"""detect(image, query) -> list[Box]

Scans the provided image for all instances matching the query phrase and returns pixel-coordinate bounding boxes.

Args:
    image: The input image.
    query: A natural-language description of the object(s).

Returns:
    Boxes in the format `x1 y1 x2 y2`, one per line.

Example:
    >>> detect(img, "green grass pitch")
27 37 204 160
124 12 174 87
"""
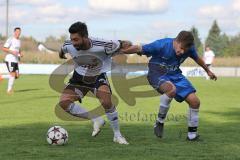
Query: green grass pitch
0 75 240 160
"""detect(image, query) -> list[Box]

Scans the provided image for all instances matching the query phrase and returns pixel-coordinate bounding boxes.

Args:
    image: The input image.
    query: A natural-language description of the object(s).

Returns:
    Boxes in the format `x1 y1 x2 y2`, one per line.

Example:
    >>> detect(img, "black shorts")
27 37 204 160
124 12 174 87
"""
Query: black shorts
5 61 19 72
67 71 111 93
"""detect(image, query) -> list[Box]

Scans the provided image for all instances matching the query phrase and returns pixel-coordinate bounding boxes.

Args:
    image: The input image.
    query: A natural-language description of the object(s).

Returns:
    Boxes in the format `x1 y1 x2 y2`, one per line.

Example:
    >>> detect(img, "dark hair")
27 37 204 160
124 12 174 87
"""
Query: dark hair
175 31 194 49
68 21 88 37
205 45 210 49
14 27 21 31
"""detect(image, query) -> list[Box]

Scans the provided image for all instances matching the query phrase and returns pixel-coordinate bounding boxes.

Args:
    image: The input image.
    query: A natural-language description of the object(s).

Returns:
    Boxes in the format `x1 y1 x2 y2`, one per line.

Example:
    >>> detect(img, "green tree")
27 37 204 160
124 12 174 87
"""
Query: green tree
223 34 240 56
205 20 222 56
190 26 202 48
21 36 38 51
219 33 229 55
44 36 62 50
0 33 6 41
0 33 3 40
58 34 68 43
45 36 57 43
190 26 203 54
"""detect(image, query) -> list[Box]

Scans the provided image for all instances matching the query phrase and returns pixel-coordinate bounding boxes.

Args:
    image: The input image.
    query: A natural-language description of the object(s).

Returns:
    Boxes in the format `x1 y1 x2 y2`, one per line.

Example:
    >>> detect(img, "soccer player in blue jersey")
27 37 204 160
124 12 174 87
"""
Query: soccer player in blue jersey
122 31 217 141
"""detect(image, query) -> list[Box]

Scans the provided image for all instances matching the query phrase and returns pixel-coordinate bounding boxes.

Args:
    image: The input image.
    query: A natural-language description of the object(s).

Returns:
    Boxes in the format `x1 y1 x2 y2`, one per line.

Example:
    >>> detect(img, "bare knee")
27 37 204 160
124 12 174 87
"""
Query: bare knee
186 95 200 109
159 82 176 98
59 100 72 111
96 85 113 110
190 99 200 109
100 99 113 110
166 87 176 98
59 88 81 111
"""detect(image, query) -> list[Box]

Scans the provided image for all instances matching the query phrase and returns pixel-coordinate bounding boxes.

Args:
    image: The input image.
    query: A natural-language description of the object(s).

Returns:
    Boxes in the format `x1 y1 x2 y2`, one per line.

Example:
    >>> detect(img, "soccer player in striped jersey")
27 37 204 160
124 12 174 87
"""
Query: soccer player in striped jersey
0 27 23 94
58 21 131 144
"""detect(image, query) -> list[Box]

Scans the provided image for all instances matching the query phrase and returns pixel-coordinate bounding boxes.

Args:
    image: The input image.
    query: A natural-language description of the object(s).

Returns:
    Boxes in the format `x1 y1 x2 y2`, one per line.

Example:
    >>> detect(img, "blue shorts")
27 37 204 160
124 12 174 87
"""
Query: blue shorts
147 71 196 102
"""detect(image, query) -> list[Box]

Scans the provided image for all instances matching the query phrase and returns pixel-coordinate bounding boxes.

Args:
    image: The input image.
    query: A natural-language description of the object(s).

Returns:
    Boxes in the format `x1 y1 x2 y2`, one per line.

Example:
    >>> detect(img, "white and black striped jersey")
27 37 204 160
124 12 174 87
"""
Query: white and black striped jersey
4 37 21 63
61 37 121 76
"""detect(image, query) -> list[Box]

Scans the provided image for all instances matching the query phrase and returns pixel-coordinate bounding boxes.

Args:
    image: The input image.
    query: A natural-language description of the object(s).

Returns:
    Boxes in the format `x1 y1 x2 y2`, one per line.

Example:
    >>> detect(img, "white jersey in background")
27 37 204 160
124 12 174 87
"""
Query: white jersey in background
4 37 21 63
203 50 215 65
61 37 121 76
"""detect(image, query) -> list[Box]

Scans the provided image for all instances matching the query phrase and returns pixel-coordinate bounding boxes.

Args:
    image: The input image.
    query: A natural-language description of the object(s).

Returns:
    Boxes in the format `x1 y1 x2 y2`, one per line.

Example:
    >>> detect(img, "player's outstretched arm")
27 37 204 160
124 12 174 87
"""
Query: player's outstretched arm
119 45 143 55
105 40 132 56
195 57 217 81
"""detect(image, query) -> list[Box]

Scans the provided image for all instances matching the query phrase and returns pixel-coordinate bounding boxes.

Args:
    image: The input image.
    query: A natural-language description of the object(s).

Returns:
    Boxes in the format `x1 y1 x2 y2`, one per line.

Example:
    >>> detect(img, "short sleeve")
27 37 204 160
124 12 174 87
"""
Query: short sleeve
61 45 68 54
142 40 163 57
189 46 199 61
104 40 121 55
3 38 12 48
61 40 71 53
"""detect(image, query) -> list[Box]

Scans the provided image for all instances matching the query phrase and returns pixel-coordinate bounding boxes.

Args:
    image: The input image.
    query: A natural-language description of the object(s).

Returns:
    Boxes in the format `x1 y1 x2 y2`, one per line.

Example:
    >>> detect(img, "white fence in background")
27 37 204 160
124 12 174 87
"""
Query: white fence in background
0 63 240 77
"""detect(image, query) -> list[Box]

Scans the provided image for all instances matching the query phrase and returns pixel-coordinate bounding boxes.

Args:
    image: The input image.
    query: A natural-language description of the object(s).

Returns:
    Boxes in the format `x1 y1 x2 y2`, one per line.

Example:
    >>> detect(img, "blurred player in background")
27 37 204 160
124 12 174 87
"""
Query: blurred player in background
203 46 215 80
58 21 131 144
121 31 217 141
0 27 23 94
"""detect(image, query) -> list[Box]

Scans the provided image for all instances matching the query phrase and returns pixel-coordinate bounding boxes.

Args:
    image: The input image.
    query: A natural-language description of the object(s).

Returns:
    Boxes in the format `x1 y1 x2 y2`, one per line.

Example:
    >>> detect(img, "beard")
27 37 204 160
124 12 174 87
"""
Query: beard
74 44 84 50
74 46 81 50
74 39 89 50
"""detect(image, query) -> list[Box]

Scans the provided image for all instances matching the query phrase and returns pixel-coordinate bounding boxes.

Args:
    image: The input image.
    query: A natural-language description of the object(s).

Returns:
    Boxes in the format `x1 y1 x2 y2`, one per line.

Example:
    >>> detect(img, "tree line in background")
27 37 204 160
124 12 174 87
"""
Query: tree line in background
0 20 240 56
0 34 66 52
191 20 240 57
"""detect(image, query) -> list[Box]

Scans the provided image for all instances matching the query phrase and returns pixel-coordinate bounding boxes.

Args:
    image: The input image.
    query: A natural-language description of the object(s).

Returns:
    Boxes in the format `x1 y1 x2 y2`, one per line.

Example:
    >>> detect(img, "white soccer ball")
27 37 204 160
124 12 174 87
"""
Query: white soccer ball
46 126 68 145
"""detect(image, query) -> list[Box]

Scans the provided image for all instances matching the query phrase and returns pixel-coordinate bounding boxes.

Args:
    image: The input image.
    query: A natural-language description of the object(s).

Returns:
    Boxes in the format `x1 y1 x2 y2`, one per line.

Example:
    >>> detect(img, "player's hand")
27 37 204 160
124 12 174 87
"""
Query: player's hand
12 50 19 56
59 50 67 59
19 53 23 57
207 71 217 81
120 45 142 55
120 40 132 49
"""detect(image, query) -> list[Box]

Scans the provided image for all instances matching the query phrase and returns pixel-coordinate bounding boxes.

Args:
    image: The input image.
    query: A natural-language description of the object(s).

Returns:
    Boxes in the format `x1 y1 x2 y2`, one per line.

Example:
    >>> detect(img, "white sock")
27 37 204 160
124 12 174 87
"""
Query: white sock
67 103 91 120
188 108 199 127
7 76 15 92
67 103 104 124
2 75 11 79
105 106 121 137
187 108 199 139
157 94 172 123
188 132 197 139
92 116 104 123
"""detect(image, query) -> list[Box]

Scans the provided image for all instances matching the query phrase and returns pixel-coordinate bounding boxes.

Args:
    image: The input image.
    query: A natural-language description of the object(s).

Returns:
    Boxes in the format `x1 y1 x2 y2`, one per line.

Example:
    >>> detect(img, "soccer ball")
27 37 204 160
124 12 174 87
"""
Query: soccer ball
46 126 68 145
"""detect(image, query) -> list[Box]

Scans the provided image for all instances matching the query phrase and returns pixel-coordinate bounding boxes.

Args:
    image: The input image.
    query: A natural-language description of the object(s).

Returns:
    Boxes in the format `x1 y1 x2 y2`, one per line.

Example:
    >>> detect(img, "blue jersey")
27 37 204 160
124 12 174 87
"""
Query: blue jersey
142 38 199 74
